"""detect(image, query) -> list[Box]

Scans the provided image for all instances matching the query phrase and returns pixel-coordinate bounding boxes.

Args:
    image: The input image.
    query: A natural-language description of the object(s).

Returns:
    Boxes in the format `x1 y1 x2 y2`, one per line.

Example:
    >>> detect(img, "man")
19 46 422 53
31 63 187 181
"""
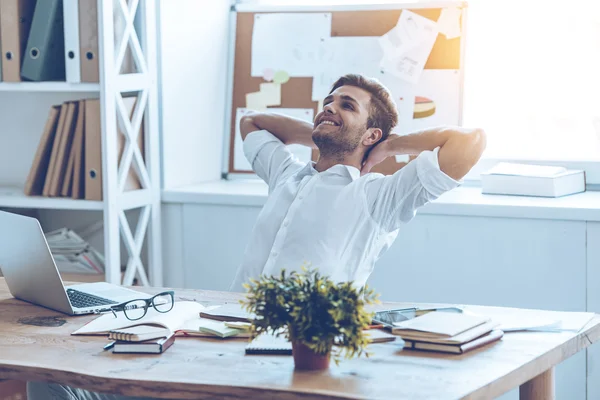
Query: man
229 73 486 292
26 74 485 400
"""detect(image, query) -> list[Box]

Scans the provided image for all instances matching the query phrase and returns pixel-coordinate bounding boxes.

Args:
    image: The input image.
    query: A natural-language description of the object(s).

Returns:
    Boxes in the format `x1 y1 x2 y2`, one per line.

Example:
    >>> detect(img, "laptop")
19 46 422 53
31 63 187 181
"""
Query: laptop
0 210 151 315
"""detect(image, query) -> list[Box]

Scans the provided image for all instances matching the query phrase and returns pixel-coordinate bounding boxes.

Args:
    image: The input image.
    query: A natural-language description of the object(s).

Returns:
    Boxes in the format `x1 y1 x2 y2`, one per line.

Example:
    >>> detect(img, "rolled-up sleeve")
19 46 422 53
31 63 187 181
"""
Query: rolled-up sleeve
364 147 460 231
244 130 304 190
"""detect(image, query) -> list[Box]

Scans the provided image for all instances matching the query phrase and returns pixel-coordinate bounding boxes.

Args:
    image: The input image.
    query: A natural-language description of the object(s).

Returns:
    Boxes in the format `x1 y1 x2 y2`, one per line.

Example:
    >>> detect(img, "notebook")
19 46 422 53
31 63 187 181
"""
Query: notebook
112 332 176 354
197 319 250 338
199 303 255 322
245 333 292 355
392 312 490 339
365 329 397 344
109 326 171 342
397 320 499 345
403 329 504 354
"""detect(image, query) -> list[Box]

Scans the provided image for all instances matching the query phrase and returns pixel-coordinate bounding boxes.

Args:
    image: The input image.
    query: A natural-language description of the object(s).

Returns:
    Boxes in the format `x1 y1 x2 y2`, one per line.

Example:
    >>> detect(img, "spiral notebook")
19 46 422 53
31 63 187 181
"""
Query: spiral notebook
245 333 292 355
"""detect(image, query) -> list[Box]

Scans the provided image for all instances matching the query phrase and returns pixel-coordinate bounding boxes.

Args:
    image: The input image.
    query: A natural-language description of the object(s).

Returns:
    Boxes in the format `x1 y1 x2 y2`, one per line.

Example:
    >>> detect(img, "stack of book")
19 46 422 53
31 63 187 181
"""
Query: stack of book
392 312 503 354
0 0 134 83
24 96 142 200
45 227 104 275
107 326 176 354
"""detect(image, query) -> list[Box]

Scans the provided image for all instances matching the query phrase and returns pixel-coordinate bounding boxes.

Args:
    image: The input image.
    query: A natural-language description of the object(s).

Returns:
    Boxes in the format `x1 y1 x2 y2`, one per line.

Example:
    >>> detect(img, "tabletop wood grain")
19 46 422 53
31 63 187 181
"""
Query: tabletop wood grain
0 278 599 400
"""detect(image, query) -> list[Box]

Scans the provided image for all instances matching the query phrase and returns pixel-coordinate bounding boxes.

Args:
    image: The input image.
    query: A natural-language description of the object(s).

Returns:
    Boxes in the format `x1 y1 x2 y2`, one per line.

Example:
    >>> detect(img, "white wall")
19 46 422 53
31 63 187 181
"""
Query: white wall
162 202 592 400
159 0 232 189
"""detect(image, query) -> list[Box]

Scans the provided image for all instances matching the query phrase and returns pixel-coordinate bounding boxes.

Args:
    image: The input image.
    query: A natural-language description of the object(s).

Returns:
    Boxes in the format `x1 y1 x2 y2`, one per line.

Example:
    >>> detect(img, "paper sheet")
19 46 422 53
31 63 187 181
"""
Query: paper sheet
380 70 461 136
379 10 439 84
251 13 332 77
437 7 462 39
311 36 384 101
234 108 315 172
259 83 281 106
246 92 267 111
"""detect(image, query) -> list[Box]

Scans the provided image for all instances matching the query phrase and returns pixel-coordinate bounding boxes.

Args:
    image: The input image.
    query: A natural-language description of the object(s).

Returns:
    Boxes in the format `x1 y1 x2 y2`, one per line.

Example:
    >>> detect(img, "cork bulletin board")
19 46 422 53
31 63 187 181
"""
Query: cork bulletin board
225 2 466 176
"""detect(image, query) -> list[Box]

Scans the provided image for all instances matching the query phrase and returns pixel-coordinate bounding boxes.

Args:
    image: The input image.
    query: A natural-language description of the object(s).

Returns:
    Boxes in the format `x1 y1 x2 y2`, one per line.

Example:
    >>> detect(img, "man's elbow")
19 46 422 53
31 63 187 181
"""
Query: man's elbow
470 128 487 160
240 112 261 141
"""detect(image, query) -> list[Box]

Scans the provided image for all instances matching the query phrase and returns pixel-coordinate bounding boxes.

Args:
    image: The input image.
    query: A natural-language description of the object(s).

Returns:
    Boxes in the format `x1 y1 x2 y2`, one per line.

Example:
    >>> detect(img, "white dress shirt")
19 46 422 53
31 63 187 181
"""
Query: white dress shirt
229 130 460 292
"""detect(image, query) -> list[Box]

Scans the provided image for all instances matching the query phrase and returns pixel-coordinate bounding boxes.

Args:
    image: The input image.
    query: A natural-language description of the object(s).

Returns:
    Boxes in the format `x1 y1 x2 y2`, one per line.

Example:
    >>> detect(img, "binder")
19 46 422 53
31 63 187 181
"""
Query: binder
49 102 78 196
78 0 99 82
24 106 61 196
84 99 102 200
0 0 36 82
63 0 80 82
21 0 66 82
69 100 85 199
43 103 68 196
61 143 75 197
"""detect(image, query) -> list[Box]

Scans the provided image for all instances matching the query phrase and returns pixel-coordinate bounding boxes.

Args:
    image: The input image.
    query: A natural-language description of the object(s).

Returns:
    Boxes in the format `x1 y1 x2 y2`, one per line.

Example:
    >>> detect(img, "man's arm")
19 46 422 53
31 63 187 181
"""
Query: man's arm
362 126 487 180
240 111 316 148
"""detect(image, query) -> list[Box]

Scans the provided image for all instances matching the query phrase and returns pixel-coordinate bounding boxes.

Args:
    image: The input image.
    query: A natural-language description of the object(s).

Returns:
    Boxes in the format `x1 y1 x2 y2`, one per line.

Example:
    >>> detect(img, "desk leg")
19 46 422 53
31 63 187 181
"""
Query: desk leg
520 368 555 400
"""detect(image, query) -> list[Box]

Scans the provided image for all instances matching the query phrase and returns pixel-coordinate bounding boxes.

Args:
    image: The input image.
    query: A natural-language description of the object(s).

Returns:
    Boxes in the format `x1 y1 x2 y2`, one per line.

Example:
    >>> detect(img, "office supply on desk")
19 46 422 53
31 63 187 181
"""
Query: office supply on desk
198 319 249 338
245 333 293 355
109 326 172 342
404 329 504 354
0 211 151 316
200 303 255 322
112 332 176 354
392 311 490 339
0 0 36 82
365 329 398 344
21 0 66 81
481 162 585 197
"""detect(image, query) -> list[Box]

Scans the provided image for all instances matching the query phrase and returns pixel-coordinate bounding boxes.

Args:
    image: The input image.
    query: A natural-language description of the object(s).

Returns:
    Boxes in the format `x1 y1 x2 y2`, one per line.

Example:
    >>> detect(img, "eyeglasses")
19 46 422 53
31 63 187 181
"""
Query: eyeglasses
102 291 175 321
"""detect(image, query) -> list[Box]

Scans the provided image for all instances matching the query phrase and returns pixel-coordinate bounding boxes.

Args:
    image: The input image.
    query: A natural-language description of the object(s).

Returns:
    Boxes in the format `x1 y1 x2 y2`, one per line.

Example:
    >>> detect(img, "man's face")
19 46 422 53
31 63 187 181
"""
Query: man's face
312 85 371 155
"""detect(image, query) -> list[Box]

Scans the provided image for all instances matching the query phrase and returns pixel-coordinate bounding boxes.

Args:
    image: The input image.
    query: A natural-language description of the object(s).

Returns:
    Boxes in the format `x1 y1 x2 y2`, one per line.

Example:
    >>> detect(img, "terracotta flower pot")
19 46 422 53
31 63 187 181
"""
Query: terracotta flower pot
292 341 331 371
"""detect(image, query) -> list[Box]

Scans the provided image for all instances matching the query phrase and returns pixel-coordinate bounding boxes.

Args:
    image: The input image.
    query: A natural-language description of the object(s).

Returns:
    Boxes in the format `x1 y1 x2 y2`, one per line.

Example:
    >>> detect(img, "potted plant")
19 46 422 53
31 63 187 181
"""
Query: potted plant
240 267 379 370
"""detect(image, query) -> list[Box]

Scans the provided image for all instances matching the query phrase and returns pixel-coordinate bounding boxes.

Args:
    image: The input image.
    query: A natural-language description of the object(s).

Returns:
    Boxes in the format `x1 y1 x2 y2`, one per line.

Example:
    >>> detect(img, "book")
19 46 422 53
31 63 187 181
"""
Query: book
396 320 499 345
245 333 292 355
403 329 504 354
197 319 250 338
199 303 255 322
365 329 397 344
481 162 585 198
72 301 206 335
112 332 176 354
391 312 490 339
109 326 171 342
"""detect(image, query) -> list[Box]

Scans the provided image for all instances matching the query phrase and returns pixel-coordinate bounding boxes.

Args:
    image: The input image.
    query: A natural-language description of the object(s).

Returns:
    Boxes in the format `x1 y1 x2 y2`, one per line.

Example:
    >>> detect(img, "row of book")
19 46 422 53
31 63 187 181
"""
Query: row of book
0 0 134 83
24 96 143 200
45 227 105 274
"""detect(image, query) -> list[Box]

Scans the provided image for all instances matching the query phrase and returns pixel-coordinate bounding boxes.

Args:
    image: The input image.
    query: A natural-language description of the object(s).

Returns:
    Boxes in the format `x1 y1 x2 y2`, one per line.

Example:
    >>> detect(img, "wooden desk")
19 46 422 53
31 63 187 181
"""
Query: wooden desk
0 278 599 400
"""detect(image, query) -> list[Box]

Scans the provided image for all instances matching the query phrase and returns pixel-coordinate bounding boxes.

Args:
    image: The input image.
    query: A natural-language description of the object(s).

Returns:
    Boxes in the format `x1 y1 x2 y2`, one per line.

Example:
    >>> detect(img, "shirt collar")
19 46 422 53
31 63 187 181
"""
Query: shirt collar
297 162 360 181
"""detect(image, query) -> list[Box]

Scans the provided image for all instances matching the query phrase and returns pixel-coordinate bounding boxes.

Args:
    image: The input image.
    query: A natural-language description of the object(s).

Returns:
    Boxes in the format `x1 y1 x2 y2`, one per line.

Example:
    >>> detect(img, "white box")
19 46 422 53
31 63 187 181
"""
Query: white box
481 169 585 198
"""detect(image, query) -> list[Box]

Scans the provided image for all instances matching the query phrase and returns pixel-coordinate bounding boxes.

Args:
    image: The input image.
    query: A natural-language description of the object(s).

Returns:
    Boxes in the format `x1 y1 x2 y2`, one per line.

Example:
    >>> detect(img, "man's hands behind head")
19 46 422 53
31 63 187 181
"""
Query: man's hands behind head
360 134 400 176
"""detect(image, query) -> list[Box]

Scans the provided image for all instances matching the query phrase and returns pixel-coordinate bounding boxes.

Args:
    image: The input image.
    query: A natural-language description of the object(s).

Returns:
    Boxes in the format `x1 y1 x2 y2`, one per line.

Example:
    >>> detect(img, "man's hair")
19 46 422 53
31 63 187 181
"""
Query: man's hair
329 74 399 142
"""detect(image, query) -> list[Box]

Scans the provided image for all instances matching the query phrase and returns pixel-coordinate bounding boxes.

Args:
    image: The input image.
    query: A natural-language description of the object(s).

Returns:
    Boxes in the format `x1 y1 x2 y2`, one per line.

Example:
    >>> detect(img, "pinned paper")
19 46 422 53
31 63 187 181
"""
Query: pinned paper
251 13 331 77
259 82 281 106
379 10 439 84
436 7 462 39
263 68 275 81
245 92 267 111
395 154 410 163
317 99 324 112
273 70 290 84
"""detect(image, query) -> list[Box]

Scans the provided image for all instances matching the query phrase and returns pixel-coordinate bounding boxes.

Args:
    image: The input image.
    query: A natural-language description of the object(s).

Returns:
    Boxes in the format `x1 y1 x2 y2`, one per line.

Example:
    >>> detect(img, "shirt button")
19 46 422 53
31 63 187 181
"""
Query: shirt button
271 251 278 257
298 195 304 200
283 220 289 227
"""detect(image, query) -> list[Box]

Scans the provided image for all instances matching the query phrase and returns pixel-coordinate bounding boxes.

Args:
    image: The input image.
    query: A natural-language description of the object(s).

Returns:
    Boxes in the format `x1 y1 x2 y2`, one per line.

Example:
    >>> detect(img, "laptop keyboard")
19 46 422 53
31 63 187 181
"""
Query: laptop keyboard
66 288 117 309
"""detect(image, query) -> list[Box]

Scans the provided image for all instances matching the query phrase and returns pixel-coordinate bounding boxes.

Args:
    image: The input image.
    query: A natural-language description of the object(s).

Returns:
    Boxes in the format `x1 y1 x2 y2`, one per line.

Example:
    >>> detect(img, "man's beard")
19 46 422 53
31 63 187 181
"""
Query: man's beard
313 125 362 160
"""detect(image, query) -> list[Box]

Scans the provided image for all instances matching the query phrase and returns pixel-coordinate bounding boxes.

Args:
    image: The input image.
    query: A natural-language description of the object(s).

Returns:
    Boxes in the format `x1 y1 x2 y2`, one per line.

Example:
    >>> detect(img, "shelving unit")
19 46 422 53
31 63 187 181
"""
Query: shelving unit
0 0 162 287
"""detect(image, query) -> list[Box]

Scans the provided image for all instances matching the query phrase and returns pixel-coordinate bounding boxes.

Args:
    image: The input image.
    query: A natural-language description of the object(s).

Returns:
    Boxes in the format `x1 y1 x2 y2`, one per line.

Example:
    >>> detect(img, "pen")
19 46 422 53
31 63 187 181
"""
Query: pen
103 341 116 351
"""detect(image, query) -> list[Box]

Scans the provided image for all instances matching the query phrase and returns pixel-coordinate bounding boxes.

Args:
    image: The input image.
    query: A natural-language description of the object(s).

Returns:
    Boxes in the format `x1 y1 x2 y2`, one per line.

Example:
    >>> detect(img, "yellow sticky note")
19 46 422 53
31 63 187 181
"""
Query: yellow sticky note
437 7 462 39
259 82 281 106
245 92 267 111
273 70 290 84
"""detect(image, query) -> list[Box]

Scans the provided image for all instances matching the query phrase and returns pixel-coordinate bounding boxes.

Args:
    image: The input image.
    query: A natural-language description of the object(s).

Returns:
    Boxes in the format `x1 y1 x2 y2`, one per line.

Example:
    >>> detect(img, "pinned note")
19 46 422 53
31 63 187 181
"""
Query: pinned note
395 154 410 163
379 10 439 84
259 82 281 106
245 92 267 111
273 70 290 84
437 7 462 39
262 68 275 82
